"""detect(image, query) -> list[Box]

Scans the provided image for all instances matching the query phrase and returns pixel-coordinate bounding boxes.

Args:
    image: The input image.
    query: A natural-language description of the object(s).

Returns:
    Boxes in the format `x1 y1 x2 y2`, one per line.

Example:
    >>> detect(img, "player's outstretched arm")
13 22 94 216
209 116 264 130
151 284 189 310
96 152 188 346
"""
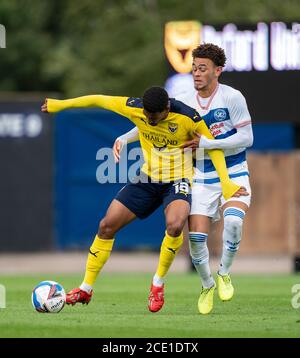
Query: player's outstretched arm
41 95 131 118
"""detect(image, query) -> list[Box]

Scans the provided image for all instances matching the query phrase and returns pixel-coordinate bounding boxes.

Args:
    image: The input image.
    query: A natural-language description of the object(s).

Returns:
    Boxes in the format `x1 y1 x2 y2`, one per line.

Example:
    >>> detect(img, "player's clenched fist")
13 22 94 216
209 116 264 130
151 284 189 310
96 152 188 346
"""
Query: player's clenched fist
41 99 48 112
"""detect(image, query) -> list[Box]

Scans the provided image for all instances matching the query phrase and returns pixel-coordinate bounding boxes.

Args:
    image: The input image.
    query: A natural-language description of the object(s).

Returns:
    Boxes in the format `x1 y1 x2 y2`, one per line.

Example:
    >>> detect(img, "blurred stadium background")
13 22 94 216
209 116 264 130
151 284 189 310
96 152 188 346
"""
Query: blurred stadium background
0 1 300 276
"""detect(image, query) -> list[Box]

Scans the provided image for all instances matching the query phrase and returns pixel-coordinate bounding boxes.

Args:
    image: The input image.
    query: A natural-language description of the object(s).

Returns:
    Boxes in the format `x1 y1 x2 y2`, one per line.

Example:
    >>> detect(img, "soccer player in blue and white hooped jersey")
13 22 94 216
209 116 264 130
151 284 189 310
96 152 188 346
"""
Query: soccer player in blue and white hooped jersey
180 43 253 314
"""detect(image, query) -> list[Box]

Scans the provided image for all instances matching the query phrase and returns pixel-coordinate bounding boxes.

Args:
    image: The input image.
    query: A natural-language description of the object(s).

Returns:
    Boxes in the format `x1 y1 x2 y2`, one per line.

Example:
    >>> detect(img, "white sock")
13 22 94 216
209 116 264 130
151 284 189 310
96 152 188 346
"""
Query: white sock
153 273 164 287
218 207 244 275
189 232 215 289
80 282 93 294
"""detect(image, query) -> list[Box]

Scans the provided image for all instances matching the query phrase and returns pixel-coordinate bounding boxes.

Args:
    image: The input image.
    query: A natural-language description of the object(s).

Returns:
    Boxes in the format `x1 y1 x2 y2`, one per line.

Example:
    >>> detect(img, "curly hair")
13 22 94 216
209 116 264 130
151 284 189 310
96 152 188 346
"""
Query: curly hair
192 43 226 67
142 86 169 113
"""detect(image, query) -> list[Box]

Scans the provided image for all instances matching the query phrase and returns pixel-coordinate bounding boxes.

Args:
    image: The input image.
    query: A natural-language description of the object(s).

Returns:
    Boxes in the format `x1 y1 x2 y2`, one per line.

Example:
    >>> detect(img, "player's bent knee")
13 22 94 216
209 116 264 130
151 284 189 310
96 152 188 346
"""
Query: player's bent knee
98 218 117 239
224 215 243 229
223 208 245 241
166 219 185 237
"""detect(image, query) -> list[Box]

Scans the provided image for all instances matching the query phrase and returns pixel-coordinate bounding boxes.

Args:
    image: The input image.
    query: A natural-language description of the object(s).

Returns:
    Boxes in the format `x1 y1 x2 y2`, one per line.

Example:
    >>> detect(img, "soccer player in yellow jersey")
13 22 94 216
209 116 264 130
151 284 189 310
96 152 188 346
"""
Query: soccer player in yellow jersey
41 86 245 313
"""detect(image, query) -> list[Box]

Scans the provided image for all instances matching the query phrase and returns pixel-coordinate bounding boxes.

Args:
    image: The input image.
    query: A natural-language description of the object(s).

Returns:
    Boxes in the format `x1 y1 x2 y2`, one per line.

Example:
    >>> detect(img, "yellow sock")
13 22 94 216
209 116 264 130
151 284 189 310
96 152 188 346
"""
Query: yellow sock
83 235 114 286
156 231 183 278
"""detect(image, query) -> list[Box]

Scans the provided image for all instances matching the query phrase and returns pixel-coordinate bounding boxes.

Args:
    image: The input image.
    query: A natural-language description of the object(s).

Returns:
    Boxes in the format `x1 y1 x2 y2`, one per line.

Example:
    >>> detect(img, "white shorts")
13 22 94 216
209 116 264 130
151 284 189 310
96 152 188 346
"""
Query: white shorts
190 175 251 220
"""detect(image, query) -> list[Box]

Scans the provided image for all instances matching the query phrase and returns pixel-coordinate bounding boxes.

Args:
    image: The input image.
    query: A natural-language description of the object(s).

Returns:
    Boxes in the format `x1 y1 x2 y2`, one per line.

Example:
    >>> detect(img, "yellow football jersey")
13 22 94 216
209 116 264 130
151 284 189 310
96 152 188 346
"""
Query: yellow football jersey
47 95 240 199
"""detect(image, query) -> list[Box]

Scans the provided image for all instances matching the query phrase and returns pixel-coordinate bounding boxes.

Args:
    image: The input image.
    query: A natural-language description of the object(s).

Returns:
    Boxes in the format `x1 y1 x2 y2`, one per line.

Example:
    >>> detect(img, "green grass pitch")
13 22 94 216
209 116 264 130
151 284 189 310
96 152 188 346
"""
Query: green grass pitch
0 273 299 338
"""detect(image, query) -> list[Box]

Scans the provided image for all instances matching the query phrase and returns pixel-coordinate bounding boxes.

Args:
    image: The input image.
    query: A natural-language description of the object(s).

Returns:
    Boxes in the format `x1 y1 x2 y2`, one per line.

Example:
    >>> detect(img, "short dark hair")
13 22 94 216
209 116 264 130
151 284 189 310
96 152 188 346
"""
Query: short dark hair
142 86 169 113
192 43 226 67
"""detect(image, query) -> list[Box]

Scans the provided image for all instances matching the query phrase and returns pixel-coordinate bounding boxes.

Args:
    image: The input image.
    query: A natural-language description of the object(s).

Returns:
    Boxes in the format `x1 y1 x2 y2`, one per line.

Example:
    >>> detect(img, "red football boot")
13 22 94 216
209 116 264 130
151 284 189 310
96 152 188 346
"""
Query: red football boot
148 284 164 312
66 288 93 305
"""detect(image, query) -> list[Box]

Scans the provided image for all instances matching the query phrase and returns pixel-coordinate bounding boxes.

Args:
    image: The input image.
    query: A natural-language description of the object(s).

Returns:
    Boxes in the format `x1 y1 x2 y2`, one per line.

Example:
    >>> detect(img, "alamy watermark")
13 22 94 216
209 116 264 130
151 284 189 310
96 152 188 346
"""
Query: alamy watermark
0 24 6 48
96 145 205 184
291 284 300 309
0 284 6 309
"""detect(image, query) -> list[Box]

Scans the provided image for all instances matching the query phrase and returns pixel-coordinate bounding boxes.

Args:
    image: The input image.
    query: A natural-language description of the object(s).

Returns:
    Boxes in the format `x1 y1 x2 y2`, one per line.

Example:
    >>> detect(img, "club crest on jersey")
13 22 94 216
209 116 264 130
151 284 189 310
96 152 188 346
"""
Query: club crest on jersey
168 122 178 134
214 109 227 121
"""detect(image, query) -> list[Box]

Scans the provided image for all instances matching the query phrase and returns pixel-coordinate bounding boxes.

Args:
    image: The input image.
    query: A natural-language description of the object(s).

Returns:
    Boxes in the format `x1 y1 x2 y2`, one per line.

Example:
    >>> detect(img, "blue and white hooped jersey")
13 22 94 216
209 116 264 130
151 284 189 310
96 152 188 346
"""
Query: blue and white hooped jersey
177 83 251 183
